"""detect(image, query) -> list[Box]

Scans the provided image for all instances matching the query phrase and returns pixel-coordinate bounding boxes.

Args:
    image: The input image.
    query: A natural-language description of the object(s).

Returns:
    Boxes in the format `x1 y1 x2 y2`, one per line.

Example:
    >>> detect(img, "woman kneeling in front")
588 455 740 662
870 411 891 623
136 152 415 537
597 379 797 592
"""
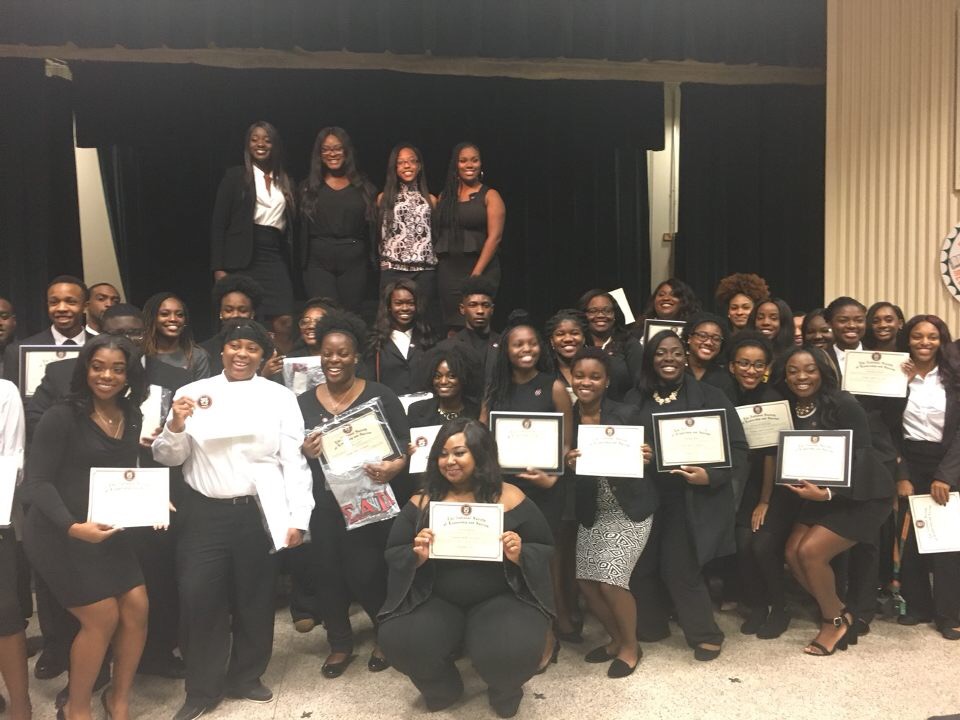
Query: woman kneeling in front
378 419 554 718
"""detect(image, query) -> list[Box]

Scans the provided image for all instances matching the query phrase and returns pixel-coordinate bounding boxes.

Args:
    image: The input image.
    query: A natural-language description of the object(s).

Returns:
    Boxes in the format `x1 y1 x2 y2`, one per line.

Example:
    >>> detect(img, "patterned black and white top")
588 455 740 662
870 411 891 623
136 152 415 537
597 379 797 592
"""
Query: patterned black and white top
380 183 438 271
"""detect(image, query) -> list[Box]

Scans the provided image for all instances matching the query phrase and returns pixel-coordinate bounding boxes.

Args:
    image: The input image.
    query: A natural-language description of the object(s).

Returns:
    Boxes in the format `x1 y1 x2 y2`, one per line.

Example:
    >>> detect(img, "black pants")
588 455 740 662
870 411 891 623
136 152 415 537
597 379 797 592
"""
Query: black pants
282 543 321 623
737 487 801 610
176 491 277 705
311 493 391 654
631 499 724 646
303 237 368 312
379 268 441 332
128 526 180 662
379 594 547 709
900 440 960 627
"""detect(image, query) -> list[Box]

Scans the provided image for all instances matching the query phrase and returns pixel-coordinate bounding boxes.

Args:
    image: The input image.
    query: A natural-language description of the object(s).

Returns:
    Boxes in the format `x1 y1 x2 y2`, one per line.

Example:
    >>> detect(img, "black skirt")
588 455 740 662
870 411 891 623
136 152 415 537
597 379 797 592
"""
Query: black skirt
797 495 893 545
236 224 294 318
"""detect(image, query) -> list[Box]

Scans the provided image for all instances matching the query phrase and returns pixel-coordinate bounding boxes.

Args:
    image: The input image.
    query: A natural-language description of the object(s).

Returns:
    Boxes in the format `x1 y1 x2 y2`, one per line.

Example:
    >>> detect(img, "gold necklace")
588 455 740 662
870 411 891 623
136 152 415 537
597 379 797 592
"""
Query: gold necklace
328 379 358 415
795 400 817 418
93 408 124 439
653 388 680 405
438 405 464 421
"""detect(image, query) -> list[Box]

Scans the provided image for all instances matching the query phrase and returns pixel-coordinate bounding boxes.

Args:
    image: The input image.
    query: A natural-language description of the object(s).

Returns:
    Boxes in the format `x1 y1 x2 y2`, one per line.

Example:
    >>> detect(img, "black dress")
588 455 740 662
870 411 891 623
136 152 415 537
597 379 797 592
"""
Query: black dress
435 186 502 328
488 372 564 530
21 404 143 608
408 396 480 428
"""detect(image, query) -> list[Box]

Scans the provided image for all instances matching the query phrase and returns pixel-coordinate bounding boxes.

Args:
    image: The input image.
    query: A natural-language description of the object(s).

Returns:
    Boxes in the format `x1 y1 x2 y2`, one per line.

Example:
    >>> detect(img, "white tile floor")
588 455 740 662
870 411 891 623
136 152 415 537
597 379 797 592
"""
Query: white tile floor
15 606 960 720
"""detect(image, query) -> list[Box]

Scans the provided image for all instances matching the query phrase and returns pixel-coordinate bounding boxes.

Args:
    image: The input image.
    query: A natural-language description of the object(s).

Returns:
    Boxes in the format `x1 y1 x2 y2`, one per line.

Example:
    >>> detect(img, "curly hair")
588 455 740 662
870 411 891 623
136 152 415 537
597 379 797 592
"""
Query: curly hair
313 309 368 353
415 343 479 402
422 418 502 507
211 274 264 314
713 273 770 310
545 308 589 360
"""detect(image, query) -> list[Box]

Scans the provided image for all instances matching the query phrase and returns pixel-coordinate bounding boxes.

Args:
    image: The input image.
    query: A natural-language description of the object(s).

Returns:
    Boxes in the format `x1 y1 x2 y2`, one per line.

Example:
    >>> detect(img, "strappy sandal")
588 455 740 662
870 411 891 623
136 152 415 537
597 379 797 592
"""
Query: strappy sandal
804 608 852 656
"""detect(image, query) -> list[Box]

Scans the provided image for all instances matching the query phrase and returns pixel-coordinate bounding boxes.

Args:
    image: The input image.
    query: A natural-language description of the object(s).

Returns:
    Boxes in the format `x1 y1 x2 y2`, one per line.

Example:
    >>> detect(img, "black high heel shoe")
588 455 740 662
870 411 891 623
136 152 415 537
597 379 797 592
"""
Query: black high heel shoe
804 608 853 656
534 636 561 675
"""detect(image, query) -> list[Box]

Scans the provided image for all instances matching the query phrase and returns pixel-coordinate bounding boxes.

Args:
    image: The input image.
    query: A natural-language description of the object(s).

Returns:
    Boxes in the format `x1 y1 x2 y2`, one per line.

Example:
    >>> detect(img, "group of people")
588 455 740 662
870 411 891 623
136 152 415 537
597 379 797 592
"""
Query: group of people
0 197 958 718
210 122 506 347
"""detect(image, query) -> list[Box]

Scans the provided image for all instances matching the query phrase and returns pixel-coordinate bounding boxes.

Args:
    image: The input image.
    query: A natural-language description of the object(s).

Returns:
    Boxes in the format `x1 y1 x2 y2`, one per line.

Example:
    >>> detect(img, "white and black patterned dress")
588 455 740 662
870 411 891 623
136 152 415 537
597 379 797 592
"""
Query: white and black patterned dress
380 183 438 271
576 478 653 589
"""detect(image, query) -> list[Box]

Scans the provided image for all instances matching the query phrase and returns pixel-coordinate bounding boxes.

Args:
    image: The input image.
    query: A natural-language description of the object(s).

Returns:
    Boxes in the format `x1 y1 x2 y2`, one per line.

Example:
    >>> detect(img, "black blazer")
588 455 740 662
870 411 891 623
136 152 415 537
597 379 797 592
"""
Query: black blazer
575 398 658 527
2 327 57 385
210 166 294 272
449 328 499 399
361 338 427 397
892 378 960 488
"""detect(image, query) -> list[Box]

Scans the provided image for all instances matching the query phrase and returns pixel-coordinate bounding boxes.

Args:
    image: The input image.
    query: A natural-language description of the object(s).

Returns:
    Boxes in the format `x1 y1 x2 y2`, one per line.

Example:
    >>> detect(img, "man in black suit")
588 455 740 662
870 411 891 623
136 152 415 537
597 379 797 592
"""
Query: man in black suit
84 282 121 335
449 277 500 400
2 275 88 388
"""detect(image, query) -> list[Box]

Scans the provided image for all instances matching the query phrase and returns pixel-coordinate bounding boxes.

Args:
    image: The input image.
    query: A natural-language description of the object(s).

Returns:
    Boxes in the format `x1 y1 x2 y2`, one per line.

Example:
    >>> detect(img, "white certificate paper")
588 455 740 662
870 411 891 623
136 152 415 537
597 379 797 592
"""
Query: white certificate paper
489 411 563 473
19 345 81 398
735 400 794 449
253 475 293 552
184 383 255 441
576 425 644 478
654 411 729 469
841 350 910 397
608 287 636 325
777 431 852 487
87 468 170 528
409 425 443 474
0 455 19 527
282 356 325 395
429 501 504 562
909 493 960 554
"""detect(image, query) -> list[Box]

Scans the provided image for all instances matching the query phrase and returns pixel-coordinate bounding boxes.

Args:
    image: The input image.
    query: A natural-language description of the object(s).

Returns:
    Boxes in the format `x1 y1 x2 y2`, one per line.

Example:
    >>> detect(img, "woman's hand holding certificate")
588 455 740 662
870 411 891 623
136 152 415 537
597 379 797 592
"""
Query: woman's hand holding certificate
428 501 505 562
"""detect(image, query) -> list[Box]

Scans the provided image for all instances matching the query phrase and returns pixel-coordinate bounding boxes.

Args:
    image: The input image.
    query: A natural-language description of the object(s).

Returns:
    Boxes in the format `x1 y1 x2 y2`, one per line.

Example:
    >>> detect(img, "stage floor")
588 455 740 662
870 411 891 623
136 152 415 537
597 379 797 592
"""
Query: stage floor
16 604 960 720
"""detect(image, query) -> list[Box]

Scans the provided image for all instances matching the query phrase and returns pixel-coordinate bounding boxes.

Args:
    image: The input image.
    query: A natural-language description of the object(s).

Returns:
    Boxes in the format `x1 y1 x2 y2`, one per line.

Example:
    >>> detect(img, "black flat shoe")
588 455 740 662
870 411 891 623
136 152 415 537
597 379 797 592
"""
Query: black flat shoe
740 607 768 635
939 625 960 640
321 654 355 679
367 654 391 672
693 644 722 662
34 649 67 680
607 653 641 679
556 629 584 643
584 645 616 663
757 608 790 640
226 680 273 703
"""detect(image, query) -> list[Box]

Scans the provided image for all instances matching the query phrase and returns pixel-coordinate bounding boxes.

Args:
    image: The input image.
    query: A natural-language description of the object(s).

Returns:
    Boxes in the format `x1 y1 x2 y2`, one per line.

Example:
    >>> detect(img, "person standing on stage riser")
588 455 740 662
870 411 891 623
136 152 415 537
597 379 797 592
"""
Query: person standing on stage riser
299 127 377 315
433 142 505 334
210 121 297 352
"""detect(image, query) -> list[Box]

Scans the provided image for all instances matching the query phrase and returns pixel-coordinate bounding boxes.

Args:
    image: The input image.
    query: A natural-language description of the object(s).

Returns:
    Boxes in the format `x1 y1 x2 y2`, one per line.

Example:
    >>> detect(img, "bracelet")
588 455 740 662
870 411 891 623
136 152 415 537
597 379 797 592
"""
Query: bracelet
825 487 832 501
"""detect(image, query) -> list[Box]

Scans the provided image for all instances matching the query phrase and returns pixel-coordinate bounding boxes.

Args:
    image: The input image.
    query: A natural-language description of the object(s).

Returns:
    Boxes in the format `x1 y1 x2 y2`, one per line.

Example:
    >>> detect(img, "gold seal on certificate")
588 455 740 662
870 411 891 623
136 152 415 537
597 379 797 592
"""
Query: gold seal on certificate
18 345 81 398
86 468 170 528
429 501 504 562
908 493 960 554
488 411 564 474
841 350 910 397
314 398 404 475
651 409 731 472
576 425 644 478
776 430 852 487
409 424 443 474
0 455 18 527
735 400 794 449
643 319 686 343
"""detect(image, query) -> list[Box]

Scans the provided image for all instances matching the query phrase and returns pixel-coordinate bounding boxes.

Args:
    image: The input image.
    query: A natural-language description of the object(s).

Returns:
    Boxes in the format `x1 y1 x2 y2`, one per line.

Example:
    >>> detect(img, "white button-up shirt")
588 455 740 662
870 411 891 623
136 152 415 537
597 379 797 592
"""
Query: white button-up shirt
903 366 947 443
50 326 86 346
253 165 287 231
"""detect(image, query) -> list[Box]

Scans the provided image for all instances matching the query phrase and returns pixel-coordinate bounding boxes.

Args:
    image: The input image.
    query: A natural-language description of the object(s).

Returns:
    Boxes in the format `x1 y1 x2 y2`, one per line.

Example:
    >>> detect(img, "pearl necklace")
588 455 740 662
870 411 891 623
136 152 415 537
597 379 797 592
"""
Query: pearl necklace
795 400 817 419
653 388 680 405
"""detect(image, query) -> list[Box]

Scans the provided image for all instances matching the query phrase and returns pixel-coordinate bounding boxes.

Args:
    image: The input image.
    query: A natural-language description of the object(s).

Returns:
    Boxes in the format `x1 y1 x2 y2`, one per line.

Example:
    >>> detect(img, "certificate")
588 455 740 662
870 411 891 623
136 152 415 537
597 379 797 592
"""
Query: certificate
735 400 794 449
18 345 81 398
281 356 325 395
315 399 403 475
776 430 852 487
139 385 164 441
0 455 18 527
608 287 636 325
409 424 442 474
643 319 685 344
488 411 564 474
184 383 256 441
909 493 960 553
429 501 504 562
87 468 170 528
652 409 731 472
841 350 910 397
576 424 644 478
398 392 433 414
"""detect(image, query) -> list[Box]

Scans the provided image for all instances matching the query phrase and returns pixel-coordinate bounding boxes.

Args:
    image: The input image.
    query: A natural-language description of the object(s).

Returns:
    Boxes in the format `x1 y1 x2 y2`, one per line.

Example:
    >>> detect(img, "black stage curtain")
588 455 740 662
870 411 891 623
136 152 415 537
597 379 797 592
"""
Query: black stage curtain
0 0 825 69
0 59 83 338
73 63 660 338
675 83 825 315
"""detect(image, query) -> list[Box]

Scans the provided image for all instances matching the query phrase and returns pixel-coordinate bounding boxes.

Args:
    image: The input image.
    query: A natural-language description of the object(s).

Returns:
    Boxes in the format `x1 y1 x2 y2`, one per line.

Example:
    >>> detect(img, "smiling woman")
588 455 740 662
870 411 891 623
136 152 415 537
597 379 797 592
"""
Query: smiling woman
142 292 211 381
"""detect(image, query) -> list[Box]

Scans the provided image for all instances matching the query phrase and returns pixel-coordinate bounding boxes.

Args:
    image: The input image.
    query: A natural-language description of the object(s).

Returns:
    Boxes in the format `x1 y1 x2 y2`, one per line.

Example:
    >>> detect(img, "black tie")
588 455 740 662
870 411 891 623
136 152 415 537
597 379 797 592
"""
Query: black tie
62 339 77 346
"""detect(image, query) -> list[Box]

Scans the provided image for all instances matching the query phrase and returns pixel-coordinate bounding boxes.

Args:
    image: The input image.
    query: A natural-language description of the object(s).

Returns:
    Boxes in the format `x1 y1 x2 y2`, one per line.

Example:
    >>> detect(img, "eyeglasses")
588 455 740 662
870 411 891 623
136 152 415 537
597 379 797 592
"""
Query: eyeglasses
397 158 420 167
585 308 615 317
691 331 723 345
733 359 768 371
0 312 14 320
320 145 344 156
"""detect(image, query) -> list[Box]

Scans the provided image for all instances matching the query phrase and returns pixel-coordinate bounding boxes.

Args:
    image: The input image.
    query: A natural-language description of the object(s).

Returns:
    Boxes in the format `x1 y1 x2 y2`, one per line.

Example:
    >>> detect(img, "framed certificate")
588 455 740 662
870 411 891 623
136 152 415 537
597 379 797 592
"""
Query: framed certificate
488 411 564 475
841 350 910 397
651 409 731 472
429 501 504 562
643 319 685 343
908 493 960 554
776 430 852 487
735 400 794 449
314 398 404 475
18 344 81 398
0 455 19 527
576 424 644 478
281 356 325 395
409 424 443 474
87 468 170 528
